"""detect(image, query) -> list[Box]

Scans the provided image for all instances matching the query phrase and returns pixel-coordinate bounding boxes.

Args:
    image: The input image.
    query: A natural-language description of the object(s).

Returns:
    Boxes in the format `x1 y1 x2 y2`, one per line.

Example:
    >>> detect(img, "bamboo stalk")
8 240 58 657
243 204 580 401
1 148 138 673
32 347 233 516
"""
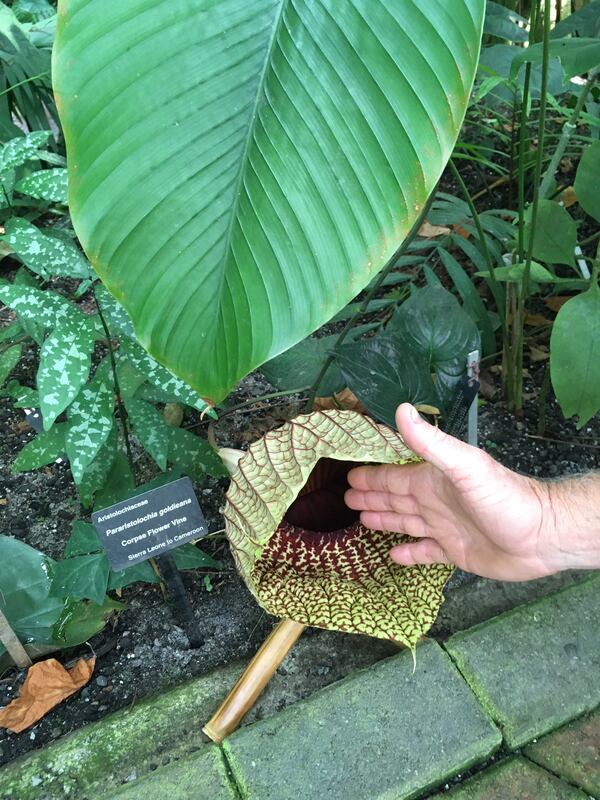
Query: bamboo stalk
0 609 32 669
203 619 306 743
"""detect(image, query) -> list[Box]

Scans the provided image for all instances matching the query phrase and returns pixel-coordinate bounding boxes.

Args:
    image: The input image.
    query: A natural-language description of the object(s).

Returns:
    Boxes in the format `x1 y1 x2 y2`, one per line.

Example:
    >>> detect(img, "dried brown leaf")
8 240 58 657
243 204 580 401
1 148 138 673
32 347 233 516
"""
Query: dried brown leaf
452 224 471 239
560 186 577 208
313 388 368 414
0 657 95 733
529 344 549 362
418 221 451 238
545 295 572 313
524 312 551 327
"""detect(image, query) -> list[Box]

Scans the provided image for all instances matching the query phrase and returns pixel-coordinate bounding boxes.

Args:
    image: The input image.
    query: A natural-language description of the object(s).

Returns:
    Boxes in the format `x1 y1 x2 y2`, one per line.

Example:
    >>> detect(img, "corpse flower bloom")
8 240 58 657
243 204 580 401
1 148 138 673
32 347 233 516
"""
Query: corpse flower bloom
224 410 453 649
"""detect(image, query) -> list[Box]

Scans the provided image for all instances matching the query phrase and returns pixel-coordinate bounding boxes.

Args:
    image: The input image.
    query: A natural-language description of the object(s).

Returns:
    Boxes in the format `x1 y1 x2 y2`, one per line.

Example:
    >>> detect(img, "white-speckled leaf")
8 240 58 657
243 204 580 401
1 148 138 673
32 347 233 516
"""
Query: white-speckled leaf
122 340 216 418
125 396 169 471
78 426 118 507
66 375 115 483
0 283 79 331
13 423 67 472
15 168 69 204
95 284 135 339
37 314 96 429
0 344 21 387
3 218 90 279
0 131 52 175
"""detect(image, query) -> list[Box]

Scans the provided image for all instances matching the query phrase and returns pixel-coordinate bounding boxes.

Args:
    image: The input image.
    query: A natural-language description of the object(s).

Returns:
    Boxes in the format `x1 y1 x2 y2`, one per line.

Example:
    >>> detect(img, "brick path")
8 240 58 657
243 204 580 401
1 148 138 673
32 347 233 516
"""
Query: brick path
1 573 598 800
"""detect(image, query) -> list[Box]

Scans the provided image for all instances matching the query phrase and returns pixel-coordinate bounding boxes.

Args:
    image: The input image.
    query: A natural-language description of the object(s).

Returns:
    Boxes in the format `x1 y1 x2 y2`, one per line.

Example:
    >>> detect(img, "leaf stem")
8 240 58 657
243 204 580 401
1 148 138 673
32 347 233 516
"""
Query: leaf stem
539 69 597 199
303 188 439 411
220 387 310 418
92 288 136 480
515 0 552 410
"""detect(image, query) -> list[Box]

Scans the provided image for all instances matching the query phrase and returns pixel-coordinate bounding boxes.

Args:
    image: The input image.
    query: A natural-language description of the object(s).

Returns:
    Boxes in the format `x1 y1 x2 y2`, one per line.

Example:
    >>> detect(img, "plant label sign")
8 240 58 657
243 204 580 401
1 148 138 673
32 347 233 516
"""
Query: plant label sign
92 477 208 571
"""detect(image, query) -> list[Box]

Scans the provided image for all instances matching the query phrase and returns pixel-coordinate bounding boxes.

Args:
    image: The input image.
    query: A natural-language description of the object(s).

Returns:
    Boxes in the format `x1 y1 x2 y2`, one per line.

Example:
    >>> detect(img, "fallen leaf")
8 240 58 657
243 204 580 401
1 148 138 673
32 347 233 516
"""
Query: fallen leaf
524 312 551 327
452 224 471 239
529 344 549 362
560 186 577 208
313 388 368 414
544 295 571 313
479 373 497 400
560 156 574 173
0 657 95 733
0 498 7 506
418 221 451 239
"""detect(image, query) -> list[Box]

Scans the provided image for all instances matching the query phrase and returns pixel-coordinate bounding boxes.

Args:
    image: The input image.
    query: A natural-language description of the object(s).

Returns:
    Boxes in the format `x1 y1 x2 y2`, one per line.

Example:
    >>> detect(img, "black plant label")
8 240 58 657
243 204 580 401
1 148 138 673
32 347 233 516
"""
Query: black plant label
92 477 208 570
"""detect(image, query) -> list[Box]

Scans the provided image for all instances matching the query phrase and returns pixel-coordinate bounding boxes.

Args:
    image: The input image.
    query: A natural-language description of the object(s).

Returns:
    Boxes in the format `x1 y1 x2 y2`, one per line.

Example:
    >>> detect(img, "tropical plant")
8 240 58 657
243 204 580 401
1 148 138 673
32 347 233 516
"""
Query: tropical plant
53 0 487 405
224 409 452 648
0 534 120 669
0 131 228 517
0 1 58 140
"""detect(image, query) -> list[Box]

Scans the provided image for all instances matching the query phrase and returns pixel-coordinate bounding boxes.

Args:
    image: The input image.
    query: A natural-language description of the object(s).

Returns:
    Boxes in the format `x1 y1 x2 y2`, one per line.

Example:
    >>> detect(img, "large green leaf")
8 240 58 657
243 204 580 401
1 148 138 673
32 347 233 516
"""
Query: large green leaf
574 142 600 224
387 285 480 406
54 0 485 403
336 335 439 427
550 280 600 429
0 535 65 654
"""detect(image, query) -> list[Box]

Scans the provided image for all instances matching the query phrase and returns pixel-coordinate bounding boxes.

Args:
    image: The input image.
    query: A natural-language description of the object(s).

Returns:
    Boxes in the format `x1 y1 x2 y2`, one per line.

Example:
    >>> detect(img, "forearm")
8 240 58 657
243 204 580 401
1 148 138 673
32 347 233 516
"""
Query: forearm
542 472 600 572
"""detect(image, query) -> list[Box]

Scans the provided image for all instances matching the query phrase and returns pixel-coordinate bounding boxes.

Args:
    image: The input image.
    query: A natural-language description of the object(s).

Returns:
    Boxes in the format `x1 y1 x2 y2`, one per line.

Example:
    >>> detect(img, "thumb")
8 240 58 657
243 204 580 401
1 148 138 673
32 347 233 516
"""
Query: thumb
396 403 478 474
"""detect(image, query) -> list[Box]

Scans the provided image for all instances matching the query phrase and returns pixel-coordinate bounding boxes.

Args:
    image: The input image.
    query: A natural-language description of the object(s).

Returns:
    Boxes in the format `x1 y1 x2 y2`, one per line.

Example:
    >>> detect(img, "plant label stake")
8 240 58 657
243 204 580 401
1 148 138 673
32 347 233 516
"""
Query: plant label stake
92 477 207 647
444 366 480 442
467 349 480 448
0 608 32 669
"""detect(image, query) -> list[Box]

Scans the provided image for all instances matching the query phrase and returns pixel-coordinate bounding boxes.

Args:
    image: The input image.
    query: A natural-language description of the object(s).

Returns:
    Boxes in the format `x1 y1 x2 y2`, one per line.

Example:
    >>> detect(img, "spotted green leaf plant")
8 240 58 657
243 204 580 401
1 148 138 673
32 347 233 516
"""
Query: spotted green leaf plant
0 131 225 509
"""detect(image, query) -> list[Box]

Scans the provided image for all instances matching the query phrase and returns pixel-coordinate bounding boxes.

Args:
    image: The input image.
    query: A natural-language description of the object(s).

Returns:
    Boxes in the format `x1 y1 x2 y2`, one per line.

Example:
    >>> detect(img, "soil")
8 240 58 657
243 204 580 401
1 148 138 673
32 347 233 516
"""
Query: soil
1 122 599 766
1 351 599 768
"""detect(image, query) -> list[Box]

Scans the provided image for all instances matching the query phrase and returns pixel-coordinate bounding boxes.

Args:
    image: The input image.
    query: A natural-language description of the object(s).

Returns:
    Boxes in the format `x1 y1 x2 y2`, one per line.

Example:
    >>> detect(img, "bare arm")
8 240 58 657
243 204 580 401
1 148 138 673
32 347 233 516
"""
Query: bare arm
345 404 600 582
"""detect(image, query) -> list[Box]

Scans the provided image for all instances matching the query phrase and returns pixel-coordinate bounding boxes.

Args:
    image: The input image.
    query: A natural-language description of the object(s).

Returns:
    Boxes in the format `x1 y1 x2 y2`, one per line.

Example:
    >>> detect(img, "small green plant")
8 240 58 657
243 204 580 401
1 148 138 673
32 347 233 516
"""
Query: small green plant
0 132 226 512
0 533 121 669
0 1 58 139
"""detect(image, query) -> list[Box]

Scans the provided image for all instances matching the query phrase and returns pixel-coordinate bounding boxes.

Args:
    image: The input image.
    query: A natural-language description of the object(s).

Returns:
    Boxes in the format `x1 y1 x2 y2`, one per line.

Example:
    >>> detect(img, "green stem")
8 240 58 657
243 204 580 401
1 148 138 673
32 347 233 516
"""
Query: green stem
539 69 597 199
592 244 600 287
515 0 552 411
579 229 600 248
517 62 533 262
537 362 551 436
303 188 439 411
92 288 136 480
220 387 310 418
447 158 507 331
0 71 50 99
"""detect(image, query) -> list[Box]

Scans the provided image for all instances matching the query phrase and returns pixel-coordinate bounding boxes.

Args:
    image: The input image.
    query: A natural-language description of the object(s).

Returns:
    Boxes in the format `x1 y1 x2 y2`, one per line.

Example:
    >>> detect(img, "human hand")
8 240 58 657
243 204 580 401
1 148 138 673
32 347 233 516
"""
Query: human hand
345 403 562 581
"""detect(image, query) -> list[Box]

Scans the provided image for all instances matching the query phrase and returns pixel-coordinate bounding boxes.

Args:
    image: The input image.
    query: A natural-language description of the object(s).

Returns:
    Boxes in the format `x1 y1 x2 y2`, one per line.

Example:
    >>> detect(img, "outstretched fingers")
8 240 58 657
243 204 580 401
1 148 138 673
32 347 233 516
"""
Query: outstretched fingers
345 489 420 517
359 511 428 538
389 538 450 566
347 462 422 495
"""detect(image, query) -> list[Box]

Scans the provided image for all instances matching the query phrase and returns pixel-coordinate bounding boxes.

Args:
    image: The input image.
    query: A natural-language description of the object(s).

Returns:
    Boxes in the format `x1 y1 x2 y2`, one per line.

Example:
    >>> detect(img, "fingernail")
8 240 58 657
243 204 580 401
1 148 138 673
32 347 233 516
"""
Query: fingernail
409 405 421 424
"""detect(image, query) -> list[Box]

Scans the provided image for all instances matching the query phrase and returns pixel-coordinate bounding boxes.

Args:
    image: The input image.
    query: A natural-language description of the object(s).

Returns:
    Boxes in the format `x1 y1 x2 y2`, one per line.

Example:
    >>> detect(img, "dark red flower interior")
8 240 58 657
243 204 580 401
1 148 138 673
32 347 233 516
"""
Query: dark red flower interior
283 458 360 533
